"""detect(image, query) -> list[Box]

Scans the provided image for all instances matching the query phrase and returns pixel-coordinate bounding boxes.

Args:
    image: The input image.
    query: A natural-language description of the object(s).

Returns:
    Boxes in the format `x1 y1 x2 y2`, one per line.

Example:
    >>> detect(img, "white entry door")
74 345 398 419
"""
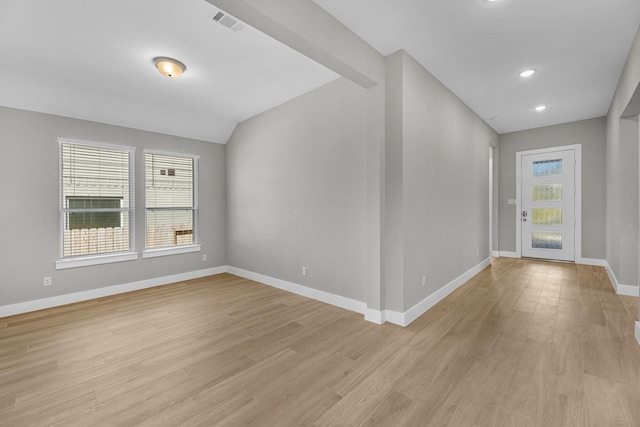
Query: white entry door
521 149 576 261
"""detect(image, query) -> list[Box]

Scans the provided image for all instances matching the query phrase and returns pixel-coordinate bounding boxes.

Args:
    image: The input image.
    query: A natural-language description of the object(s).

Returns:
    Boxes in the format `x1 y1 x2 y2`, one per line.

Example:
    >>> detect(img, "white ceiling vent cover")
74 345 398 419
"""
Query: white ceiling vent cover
211 10 244 32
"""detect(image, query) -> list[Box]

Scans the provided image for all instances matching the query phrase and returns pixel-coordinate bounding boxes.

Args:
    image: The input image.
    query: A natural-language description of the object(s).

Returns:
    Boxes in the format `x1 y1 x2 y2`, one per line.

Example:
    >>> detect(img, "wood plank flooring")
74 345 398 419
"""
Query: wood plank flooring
0 257 638 426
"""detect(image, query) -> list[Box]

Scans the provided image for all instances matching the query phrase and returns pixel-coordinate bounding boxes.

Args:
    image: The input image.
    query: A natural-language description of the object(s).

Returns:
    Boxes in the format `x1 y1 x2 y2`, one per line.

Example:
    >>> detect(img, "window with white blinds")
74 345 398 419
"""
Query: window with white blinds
59 139 135 259
145 151 199 250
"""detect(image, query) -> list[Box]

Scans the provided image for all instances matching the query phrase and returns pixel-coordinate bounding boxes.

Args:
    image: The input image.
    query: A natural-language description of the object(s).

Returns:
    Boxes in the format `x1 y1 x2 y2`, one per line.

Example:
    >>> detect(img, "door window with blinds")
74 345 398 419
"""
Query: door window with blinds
144 151 199 252
59 140 135 259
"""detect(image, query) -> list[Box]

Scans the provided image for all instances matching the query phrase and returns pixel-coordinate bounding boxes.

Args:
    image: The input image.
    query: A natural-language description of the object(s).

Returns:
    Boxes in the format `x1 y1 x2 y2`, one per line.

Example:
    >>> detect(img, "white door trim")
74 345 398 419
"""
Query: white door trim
516 144 582 261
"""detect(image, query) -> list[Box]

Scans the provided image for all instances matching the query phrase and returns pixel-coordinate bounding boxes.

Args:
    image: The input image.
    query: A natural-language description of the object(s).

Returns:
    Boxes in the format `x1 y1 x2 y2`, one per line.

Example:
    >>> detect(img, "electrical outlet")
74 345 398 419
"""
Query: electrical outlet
476 248 479 257
302 267 307 276
202 254 207 261
422 275 427 288
43 277 52 287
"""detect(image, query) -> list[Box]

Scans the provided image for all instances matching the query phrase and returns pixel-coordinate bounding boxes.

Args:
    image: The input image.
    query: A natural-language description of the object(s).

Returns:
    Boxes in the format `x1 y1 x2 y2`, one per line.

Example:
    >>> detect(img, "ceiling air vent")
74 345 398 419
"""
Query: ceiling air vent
211 9 244 32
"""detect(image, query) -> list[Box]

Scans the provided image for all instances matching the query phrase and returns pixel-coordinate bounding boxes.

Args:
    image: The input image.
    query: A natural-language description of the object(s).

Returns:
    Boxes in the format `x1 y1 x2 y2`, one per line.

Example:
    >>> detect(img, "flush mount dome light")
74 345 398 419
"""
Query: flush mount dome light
535 105 547 111
153 57 186 78
519 69 536 77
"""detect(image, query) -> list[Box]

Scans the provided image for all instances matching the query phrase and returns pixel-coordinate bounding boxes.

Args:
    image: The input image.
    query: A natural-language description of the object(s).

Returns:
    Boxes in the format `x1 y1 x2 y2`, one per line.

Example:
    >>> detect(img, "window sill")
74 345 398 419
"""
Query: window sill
142 244 201 259
56 252 139 270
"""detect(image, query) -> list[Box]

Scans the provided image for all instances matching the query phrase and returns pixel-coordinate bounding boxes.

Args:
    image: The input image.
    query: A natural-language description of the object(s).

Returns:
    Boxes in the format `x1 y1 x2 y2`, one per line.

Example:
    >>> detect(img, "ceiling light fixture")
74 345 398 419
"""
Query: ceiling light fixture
519 69 536 78
534 105 547 111
153 57 186 78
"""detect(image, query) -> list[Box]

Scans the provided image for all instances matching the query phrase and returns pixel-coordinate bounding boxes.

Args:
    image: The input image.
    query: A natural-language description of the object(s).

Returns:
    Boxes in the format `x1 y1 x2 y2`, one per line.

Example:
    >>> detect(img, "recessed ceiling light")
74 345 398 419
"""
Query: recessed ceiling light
534 105 547 112
519 69 536 78
153 57 186 78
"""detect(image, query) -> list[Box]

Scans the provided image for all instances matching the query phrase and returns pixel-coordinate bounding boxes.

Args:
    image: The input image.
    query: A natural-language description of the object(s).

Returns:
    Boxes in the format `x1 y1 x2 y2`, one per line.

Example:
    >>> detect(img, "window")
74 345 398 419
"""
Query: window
67 197 122 230
532 159 563 177
58 139 136 267
144 151 199 256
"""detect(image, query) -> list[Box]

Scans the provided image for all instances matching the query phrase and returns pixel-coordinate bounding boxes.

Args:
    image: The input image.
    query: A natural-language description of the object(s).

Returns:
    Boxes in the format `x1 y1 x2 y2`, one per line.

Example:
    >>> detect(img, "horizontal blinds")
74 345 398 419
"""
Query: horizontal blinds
61 144 131 206
145 153 193 208
60 141 134 258
145 152 198 249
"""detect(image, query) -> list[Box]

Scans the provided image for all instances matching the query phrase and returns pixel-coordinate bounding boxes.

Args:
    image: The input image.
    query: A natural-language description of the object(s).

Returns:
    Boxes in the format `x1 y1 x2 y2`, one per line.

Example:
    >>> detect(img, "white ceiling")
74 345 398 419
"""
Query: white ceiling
0 0 338 143
313 0 640 134
2 1 639 141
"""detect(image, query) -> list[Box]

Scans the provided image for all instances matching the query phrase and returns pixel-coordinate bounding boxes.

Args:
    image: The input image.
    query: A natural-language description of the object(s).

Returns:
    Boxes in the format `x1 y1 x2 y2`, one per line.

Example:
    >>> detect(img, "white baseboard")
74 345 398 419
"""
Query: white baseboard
635 322 640 347
616 284 640 297
494 253 610 268
383 309 405 326
227 266 368 316
499 251 519 258
602 261 640 297
604 261 619 293
0 266 228 319
383 258 492 327
577 257 607 267
364 309 385 325
228 259 491 327
0 257 507 329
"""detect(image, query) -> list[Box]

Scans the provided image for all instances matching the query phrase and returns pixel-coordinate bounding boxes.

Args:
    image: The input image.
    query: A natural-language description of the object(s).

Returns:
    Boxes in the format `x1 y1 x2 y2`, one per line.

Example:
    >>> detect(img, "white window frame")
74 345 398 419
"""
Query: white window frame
56 138 137 270
142 149 200 259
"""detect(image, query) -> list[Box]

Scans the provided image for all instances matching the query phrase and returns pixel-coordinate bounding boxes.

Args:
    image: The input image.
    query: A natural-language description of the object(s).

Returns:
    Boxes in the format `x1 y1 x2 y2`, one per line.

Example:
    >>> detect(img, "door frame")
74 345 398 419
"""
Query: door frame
515 144 582 261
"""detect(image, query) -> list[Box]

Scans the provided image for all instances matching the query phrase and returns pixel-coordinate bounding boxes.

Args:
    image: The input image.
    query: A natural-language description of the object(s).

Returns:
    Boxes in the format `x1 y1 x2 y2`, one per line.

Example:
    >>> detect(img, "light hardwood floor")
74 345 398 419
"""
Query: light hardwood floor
0 258 639 426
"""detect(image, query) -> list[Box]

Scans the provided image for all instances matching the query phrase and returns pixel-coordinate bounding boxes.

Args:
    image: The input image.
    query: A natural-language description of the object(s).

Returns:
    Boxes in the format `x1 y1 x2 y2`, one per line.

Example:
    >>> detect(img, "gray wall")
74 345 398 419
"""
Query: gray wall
384 51 406 311
226 78 369 302
226 49 498 313
498 117 607 259
607 114 622 276
385 51 498 312
491 146 500 253
207 0 388 313
607 26 640 295
400 52 497 311
618 118 639 286
0 107 226 306
1 0 498 319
